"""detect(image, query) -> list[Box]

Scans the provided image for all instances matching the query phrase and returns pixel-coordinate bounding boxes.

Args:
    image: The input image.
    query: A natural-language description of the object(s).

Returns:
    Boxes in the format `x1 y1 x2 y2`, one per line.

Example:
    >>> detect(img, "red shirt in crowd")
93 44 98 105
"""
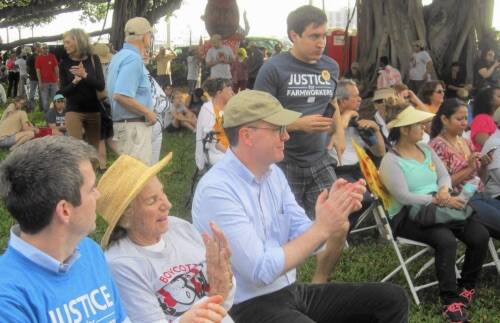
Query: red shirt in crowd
35 53 59 83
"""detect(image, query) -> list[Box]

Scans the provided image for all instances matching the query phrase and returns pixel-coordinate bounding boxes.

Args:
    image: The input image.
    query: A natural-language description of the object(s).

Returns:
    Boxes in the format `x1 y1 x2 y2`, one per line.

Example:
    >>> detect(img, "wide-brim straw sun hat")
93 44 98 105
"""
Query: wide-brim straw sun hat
386 105 435 129
97 153 172 248
93 43 113 64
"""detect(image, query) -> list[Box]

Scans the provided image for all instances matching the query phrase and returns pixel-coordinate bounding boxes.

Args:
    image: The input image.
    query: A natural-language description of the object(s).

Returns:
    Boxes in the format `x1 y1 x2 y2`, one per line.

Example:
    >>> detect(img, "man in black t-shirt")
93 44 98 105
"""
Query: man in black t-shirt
26 43 41 111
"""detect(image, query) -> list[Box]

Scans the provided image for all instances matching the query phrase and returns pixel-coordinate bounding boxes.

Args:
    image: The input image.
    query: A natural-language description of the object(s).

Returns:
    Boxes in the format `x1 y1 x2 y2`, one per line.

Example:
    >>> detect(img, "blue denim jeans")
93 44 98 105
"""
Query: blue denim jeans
39 82 58 112
470 194 500 239
28 79 39 110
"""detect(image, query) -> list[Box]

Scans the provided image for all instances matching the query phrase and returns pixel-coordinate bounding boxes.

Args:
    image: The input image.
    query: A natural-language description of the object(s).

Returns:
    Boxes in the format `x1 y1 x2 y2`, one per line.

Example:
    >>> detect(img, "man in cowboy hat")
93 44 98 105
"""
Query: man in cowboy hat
192 90 409 323
106 17 157 165
0 136 129 322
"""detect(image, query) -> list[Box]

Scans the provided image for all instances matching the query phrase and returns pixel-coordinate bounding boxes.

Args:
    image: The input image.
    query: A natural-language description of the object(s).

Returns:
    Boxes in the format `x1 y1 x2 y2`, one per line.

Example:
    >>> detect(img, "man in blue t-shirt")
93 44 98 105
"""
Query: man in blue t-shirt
0 136 129 323
254 5 344 284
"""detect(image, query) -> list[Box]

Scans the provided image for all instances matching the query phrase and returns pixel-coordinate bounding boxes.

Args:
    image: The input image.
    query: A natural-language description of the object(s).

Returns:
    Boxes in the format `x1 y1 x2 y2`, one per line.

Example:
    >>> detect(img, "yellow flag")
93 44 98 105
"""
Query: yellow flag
352 139 394 210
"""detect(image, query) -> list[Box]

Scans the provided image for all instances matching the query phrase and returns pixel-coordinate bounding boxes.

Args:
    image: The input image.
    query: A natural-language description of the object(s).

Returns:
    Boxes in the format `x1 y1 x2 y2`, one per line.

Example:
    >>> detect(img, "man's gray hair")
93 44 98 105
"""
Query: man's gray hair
336 79 358 100
125 34 144 42
0 136 98 234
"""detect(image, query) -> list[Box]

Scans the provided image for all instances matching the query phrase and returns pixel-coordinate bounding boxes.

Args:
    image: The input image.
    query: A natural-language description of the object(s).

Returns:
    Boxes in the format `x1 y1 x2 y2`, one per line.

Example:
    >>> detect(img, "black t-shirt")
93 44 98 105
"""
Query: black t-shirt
444 71 465 99
26 54 37 79
46 109 66 126
475 60 500 89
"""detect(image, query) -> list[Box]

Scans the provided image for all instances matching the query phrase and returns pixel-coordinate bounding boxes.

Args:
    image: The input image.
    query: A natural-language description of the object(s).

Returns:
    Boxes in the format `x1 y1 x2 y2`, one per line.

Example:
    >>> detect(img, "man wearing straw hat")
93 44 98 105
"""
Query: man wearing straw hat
97 153 234 323
106 17 157 165
192 90 409 323
0 136 129 322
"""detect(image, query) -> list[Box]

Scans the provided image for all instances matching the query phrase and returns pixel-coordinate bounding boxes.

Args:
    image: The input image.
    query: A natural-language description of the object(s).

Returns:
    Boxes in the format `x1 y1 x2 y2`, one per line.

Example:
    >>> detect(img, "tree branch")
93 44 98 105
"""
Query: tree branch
0 5 79 28
0 28 111 51
145 0 183 25
0 0 108 25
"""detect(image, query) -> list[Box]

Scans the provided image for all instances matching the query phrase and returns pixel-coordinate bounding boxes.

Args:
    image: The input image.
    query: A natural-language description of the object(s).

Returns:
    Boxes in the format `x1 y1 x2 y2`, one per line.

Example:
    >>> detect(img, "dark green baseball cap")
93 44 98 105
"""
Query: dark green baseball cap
222 90 302 128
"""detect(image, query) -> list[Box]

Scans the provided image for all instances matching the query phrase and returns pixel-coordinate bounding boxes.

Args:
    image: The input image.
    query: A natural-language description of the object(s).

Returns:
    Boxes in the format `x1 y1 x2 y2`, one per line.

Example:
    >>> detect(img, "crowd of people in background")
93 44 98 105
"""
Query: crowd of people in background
0 4 499 323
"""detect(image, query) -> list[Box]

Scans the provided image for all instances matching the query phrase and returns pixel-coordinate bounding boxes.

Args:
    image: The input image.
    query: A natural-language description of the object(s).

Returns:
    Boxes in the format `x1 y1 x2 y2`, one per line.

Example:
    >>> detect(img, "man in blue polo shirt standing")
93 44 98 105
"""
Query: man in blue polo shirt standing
107 17 157 165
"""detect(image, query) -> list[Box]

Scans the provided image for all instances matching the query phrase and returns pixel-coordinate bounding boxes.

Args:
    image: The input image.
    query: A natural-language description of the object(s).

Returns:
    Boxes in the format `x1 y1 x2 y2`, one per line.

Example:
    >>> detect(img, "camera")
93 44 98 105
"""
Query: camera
348 117 377 146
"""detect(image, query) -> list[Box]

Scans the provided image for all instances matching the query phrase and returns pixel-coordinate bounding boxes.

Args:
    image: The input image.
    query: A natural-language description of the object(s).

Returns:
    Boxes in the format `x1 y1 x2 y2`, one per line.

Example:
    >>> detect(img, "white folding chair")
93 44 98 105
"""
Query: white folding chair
372 200 438 305
352 141 465 305
484 239 500 274
350 201 379 235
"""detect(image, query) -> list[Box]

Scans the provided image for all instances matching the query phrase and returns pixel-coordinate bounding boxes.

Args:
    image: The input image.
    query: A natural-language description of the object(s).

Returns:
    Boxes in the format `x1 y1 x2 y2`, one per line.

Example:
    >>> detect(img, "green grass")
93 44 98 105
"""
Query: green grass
0 104 499 322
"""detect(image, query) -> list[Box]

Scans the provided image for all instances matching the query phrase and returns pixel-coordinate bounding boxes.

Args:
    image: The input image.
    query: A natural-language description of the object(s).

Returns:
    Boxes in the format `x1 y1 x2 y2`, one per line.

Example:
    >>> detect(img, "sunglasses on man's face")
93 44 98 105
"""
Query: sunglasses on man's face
55 99 65 103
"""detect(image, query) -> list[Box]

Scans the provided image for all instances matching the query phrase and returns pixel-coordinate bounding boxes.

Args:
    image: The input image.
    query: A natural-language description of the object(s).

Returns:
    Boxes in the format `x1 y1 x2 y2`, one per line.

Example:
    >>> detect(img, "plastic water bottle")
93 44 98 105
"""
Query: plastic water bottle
458 176 480 203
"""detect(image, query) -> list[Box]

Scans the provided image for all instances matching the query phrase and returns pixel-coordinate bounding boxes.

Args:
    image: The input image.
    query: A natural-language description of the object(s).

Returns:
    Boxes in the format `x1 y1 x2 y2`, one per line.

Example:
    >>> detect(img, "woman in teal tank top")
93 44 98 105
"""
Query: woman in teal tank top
379 106 490 323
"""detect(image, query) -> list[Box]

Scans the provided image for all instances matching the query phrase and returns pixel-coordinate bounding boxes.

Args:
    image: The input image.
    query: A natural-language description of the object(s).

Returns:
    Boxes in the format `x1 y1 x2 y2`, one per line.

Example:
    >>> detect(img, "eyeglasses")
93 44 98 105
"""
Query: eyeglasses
434 89 445 94
55 99 65 103
247 125 287 137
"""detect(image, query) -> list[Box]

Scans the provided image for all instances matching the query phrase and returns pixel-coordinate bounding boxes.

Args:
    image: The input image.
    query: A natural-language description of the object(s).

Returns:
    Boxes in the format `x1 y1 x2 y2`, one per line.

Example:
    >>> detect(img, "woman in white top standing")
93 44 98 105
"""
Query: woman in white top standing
195 78 234 171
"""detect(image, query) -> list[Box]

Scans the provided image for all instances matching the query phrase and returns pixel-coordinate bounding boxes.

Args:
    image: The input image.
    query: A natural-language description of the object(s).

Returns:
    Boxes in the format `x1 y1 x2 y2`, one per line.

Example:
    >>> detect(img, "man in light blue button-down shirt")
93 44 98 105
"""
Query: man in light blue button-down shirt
106 17 157 165
192 90 409 323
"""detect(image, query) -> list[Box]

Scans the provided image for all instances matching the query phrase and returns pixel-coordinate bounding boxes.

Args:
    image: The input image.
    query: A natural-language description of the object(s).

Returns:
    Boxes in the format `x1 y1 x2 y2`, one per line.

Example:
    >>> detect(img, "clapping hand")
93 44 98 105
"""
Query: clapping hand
70 62 87 79
179 295 227 323
314 178 366 240
202 222 233 301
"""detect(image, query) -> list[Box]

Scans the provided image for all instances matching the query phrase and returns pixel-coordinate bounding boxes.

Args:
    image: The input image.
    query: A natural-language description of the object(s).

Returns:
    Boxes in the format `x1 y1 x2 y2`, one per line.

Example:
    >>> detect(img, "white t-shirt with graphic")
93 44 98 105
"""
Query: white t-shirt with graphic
105 216 235 323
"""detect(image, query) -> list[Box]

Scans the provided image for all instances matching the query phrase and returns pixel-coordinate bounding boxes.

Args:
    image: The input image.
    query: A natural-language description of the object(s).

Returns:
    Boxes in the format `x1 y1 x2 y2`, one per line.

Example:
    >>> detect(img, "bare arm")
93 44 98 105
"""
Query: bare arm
478 62 500 79
113 94 156 124
425 60 433 79
328 102 345 159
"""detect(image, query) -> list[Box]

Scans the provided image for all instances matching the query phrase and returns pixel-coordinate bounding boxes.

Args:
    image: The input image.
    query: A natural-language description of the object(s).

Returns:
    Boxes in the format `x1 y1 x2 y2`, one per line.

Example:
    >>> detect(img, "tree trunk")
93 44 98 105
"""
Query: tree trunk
110 0 149 51
356 0 494 95
110 0 183 51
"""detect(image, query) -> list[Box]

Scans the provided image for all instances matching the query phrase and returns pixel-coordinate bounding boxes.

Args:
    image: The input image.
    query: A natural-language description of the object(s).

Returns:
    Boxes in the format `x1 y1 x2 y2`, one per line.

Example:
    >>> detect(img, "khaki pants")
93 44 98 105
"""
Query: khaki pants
113 122 153 165
65 111 101 149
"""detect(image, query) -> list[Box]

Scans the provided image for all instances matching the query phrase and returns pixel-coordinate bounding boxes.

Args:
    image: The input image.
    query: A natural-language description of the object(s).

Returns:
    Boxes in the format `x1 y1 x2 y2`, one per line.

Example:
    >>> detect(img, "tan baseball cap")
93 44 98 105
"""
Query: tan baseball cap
124 17 152 36
373 88 396 102
222 90 302 128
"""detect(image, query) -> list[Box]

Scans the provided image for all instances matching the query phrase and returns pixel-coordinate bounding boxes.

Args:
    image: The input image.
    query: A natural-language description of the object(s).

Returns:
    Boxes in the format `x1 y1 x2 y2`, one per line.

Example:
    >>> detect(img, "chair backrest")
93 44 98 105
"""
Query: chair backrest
351 139 396 241
351 139 395 210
